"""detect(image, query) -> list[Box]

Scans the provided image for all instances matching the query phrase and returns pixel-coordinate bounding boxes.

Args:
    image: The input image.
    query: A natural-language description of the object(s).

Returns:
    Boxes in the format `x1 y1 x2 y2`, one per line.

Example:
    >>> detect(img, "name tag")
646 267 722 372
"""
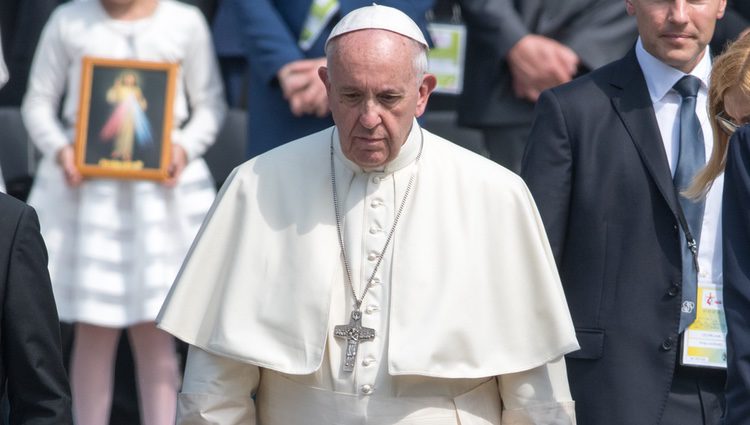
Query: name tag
427 22 466 95
681 281 727 369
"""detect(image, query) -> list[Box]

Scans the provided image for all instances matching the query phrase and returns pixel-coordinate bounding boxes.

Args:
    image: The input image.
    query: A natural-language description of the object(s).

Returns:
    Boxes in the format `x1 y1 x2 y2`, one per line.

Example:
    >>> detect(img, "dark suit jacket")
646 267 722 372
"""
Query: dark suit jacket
521 50 714 425
457 0 637 129
0 193 72 424
223 0 433 158
722 125 750 425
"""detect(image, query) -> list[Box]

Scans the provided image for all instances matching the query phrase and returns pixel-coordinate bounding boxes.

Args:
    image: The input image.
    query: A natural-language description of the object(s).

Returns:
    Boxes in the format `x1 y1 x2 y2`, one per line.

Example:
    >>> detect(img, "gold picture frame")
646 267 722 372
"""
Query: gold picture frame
74 57 177 180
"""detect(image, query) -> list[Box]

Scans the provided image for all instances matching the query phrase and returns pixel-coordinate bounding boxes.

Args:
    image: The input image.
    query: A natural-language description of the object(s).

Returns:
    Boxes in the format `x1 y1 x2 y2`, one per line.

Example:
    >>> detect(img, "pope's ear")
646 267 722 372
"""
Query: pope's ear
415 73 437 118
318 66 330 89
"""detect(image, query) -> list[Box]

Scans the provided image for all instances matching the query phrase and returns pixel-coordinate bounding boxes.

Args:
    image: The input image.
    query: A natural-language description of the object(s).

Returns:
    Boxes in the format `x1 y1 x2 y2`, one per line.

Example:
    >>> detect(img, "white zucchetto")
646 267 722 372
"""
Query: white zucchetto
326 3 429 49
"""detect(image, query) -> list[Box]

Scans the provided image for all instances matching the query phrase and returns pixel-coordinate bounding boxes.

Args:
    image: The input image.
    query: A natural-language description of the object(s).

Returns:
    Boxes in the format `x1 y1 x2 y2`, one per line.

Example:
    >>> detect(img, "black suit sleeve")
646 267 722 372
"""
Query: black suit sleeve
4 205 73 425
723 126 750 425
520 89 573 264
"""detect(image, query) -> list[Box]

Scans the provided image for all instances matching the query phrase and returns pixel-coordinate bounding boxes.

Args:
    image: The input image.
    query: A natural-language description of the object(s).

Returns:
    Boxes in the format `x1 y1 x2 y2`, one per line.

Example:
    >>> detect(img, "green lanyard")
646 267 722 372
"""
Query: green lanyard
299 0 340 51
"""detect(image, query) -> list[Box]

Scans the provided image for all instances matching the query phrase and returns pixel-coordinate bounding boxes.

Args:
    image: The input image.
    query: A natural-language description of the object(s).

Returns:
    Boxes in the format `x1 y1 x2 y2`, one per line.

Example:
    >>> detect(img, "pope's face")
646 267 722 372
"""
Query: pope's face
626 0 726 73
319 30 436 169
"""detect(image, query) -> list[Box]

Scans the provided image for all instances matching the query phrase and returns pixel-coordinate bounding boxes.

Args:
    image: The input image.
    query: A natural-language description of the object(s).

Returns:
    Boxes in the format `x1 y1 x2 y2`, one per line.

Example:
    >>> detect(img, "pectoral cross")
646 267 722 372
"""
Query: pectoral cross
334 309 375 372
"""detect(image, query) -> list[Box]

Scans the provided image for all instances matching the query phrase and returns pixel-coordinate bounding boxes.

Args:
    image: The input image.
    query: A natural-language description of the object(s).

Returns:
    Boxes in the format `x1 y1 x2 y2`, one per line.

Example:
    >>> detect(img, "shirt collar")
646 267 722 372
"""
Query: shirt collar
332 118 422 175
635 37 711 103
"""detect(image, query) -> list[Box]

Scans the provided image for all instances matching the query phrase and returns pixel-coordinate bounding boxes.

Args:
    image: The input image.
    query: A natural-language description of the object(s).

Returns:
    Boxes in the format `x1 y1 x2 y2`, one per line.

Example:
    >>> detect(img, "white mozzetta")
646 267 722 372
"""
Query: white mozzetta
160 122 578 375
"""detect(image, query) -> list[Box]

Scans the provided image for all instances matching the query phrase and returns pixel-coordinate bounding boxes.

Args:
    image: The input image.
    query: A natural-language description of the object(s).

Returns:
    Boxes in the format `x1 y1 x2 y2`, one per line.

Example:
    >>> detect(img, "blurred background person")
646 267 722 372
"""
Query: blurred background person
20 0 226 424
0 0 66 107
0 0 218 108
685 34 750 425
711 0 750 53
210 0 247 109
456 0 637 173
216 0 433 159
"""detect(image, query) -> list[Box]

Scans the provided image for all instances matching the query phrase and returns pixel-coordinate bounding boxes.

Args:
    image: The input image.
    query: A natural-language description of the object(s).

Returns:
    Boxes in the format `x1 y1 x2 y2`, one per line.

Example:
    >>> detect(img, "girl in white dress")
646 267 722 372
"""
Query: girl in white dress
21 0 226 423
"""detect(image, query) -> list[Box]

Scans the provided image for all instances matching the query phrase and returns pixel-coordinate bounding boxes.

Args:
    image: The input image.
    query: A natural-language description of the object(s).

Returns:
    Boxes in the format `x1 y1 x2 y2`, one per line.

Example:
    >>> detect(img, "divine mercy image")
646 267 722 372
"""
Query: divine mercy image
99 70 153 162
80 63 168 173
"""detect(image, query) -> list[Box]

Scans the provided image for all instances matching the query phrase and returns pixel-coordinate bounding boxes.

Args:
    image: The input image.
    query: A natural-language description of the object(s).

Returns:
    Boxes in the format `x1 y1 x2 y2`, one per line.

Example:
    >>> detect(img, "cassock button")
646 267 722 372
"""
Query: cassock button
371 199 383 208
667 282 680 297
371 277 381 285
365 305 379 314
368 252 379 261
369 227 380 234
361 384 374 394
362 357 376 366
372 176 381 184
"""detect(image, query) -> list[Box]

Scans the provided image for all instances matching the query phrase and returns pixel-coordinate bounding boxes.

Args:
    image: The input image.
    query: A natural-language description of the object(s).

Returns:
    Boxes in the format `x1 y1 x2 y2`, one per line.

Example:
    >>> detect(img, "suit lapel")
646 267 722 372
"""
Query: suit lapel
610 50 681 217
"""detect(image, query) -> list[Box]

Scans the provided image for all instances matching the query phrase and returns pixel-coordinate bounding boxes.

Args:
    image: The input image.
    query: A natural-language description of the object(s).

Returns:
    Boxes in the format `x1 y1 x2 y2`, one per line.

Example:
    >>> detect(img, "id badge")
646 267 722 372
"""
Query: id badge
426 22 466 95
680 282 727 369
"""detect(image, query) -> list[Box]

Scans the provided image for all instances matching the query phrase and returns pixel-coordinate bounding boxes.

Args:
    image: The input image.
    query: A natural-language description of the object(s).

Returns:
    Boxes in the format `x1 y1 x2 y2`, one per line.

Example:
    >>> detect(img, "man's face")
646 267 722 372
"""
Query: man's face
626 0 726 73
319 30 436 169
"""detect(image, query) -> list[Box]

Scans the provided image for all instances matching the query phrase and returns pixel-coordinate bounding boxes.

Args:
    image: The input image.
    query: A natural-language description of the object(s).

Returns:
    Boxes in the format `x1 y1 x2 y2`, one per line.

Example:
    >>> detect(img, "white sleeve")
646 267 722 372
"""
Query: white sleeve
177 346 259 425
174 9 227 162
498 356 577 425
20 10 72 158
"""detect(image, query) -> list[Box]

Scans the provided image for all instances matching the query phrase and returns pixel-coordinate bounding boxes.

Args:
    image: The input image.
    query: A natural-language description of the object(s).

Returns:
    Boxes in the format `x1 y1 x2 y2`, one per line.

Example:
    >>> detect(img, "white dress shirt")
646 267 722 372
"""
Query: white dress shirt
635 38 723 285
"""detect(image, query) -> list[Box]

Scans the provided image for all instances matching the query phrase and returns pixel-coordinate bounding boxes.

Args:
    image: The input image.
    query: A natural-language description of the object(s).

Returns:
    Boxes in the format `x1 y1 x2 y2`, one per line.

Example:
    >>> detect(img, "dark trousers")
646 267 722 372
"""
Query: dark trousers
482 124 530 174
661 363 726 425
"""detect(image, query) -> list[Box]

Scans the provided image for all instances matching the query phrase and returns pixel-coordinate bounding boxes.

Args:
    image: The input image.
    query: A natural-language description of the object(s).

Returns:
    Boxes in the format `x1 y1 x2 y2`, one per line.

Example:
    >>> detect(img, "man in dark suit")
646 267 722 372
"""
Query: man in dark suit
221 0 433 159
0 192 73 424
456 0 637 173
522 0 728 424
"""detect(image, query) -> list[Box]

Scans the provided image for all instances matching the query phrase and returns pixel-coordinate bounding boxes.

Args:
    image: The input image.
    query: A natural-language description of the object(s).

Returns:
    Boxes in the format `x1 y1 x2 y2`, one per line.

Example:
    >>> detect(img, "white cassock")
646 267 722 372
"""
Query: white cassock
158 121 580 424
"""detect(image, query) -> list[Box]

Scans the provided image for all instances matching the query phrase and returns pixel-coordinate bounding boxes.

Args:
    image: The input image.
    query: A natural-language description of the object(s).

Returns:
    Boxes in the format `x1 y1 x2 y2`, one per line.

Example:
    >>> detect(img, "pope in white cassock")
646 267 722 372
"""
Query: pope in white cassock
158 5 580 424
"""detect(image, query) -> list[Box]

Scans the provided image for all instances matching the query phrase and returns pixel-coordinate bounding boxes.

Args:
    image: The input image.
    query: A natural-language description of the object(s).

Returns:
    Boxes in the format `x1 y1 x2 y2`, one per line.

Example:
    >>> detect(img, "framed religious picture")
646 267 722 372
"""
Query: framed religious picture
74 57 178 180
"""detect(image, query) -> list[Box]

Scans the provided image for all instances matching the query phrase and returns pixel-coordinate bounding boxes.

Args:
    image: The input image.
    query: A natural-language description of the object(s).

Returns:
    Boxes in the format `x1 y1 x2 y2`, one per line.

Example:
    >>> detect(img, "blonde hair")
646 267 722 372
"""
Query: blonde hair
686 35 750 199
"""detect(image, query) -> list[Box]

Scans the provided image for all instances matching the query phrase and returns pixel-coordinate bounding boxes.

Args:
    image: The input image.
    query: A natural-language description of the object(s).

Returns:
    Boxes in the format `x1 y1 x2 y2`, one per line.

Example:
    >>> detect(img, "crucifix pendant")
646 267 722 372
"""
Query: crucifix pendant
334 309 375 372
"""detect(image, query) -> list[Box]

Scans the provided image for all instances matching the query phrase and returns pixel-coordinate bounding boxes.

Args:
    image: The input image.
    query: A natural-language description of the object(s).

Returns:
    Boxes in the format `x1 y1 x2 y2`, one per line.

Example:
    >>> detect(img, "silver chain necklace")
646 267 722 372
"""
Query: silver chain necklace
330 127 423 372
